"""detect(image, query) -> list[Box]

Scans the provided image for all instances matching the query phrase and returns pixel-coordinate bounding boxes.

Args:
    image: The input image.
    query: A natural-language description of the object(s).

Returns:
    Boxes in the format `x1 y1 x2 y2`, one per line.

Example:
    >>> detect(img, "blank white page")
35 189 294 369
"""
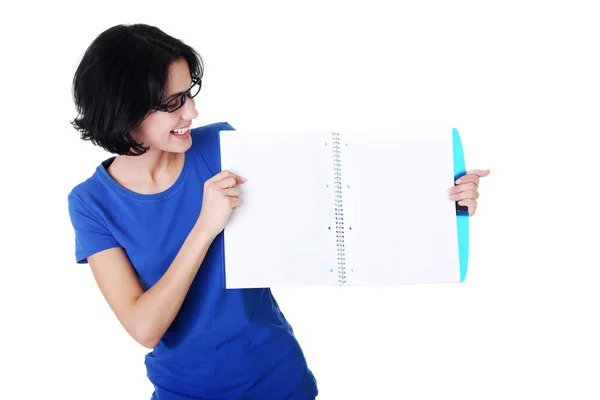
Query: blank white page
220 129 339 288
340 128 460 285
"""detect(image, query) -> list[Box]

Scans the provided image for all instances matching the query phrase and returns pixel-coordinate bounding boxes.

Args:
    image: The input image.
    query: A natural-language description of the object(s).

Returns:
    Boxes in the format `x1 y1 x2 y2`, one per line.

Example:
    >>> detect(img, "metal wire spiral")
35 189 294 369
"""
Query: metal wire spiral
332 132 346 285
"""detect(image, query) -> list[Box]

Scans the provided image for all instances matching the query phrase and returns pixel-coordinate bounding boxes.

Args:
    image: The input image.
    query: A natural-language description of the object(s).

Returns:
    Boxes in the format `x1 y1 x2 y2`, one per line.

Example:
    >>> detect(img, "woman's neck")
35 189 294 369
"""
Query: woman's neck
108 150 185 194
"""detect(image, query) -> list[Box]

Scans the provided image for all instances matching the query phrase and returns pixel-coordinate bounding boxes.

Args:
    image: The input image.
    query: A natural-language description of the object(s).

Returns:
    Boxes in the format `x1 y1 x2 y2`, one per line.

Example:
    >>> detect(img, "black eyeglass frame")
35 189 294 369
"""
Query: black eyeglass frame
152 77 202 113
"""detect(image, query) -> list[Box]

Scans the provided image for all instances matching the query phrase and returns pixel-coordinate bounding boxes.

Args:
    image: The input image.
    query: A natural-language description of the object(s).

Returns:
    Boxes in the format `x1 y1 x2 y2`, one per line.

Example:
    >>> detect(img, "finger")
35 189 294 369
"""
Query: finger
208 170 235 182
456 169 490 184
449 189 479 201
458 199 477 216
223 187 241 197
211 170 246 184
448 181 477 195
455 174 480 186
230 197 242 209
217 177 238 189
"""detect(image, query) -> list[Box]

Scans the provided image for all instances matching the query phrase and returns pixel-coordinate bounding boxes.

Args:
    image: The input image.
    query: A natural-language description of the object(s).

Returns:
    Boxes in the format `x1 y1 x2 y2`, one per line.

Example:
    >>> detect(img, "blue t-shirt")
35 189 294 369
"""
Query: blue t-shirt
67 122 318 400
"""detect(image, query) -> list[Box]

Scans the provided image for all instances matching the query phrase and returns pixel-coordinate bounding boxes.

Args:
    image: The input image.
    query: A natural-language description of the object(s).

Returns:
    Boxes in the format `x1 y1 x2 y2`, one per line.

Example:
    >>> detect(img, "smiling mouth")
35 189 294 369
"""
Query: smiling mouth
170 127 190 135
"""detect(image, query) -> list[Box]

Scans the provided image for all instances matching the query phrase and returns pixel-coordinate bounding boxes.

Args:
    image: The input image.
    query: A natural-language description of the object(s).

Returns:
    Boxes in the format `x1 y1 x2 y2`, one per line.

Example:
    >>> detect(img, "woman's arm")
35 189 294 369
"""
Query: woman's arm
87 170 244 349
88 224 215 349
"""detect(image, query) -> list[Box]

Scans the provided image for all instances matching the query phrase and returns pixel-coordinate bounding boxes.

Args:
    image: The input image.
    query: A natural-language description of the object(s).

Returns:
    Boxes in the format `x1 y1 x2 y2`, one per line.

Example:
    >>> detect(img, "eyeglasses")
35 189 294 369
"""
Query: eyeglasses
153 77 202 113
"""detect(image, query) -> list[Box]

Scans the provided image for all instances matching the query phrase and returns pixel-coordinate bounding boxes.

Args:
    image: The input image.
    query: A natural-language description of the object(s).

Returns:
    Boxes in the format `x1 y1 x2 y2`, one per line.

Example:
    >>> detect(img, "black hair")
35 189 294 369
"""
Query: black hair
71 24 204 155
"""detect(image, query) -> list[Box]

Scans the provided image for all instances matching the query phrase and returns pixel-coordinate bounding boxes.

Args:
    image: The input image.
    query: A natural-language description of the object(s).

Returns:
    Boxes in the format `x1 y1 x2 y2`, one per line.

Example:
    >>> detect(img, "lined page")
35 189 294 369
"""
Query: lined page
220 129 339 288
341 128 460 285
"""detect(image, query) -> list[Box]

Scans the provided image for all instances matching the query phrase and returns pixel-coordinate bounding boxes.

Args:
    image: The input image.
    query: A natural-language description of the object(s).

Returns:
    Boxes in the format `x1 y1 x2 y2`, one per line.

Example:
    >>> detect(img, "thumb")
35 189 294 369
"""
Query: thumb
467 168 491 177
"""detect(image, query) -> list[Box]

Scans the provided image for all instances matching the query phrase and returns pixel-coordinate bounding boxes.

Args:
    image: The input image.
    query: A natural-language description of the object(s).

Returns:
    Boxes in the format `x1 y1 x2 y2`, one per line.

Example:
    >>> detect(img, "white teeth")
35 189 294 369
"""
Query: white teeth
172 127 189 135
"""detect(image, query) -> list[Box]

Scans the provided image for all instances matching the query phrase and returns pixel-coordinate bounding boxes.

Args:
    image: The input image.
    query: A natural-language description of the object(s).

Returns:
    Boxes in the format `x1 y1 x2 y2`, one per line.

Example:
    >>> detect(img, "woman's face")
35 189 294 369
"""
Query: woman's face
131 58 199 154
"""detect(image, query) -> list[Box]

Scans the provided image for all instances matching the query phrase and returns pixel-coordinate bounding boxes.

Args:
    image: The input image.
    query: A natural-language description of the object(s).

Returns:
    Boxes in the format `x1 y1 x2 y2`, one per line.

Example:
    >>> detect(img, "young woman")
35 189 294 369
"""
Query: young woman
67 23 489 400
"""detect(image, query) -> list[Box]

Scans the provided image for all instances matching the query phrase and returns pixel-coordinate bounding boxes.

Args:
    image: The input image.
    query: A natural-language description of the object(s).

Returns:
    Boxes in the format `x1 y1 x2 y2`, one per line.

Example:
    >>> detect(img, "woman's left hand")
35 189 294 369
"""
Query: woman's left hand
447 169 490 217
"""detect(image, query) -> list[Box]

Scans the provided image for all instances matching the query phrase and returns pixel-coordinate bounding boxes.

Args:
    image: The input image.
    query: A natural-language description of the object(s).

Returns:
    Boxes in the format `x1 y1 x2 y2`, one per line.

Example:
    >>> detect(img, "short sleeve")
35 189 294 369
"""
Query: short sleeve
221 121 235 131
67 192 120 264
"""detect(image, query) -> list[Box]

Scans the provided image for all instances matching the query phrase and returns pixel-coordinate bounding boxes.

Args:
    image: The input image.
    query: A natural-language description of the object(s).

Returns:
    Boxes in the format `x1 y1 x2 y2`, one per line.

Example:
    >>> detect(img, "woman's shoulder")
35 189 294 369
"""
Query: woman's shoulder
68 157 114 200
189 121 235 147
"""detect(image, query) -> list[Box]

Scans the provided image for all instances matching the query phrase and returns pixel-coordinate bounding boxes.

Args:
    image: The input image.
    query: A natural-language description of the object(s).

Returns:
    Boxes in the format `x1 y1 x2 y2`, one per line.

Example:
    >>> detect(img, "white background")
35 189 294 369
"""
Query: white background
1 1 599 399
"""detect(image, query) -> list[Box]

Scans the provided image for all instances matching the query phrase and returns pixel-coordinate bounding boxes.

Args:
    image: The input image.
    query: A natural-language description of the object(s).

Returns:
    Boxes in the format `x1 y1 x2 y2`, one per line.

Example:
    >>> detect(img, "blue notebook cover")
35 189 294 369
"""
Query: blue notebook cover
453 128 469 282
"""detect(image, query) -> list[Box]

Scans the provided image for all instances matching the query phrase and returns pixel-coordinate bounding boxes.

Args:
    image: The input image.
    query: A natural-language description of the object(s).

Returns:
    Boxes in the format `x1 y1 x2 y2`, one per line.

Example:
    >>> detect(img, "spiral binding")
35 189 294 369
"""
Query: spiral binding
332 132 346 284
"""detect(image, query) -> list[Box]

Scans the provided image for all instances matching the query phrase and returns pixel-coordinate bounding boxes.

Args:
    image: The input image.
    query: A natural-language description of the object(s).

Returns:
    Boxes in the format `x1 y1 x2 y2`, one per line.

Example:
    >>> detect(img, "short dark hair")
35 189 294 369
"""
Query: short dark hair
71 24 204 155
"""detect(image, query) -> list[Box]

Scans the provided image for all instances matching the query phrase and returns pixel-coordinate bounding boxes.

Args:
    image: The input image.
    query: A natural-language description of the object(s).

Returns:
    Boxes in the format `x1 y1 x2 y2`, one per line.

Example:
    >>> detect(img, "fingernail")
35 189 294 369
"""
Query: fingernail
455 179 461 184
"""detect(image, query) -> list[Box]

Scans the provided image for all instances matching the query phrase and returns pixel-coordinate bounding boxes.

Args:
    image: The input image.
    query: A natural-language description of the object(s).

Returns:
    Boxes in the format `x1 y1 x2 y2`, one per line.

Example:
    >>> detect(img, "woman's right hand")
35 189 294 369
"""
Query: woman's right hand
196 170 246 239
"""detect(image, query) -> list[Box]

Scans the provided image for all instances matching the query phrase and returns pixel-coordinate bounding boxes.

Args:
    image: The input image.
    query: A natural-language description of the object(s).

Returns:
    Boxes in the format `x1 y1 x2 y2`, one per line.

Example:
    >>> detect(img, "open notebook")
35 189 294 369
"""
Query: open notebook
219 128 469 289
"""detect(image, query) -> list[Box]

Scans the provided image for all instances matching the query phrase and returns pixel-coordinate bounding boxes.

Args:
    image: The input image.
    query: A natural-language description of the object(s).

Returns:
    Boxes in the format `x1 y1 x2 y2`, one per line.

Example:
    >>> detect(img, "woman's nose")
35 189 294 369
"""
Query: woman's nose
181 97 198 120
